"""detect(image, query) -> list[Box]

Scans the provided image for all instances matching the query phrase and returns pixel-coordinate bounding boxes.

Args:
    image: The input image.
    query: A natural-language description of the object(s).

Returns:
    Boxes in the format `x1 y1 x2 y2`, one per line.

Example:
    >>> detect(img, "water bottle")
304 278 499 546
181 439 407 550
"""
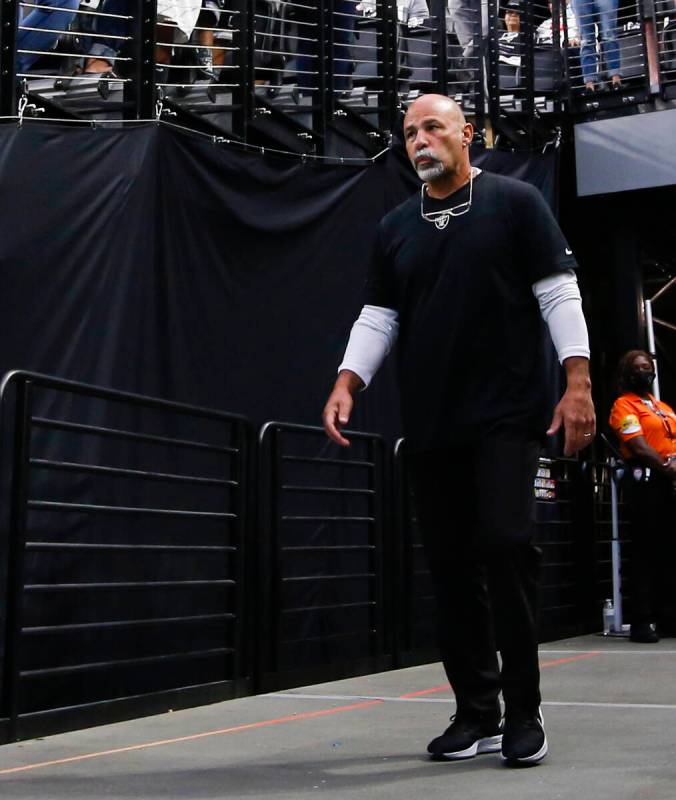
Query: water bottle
602 599 614 636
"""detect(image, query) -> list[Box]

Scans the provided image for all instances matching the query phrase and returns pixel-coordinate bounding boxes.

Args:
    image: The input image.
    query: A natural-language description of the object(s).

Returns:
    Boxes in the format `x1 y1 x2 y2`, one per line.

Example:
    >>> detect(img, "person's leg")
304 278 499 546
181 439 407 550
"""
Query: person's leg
16 0 80 73
447 0 478 83
571 0 600 87
408 446 503 759
408 448 502 721
596 0 621 84
626 475 664 639
291 3 318 91
472 436 542 717
333 0 357 92
83 0 130 73
656 486 676 633
470 435 547 765
448 0 476 55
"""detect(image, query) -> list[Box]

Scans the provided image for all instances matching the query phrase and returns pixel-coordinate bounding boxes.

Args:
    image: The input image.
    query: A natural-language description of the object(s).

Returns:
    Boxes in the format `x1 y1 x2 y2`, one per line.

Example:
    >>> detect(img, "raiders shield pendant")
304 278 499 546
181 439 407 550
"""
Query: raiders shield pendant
434 215 450 230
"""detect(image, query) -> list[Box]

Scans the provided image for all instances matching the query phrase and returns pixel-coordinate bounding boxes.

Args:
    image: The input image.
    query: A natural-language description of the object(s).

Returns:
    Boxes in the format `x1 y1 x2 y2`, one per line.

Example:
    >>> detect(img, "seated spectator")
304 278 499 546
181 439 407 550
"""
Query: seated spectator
499 0 522 66
536 0 579 45
53 0 221 95
609 350 676 643
16 0 80 75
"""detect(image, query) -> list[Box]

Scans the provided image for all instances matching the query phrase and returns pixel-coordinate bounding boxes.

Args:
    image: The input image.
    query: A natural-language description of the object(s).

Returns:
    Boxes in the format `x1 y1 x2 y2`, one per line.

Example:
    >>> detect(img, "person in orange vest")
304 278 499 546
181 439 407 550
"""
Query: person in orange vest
609 349 676 643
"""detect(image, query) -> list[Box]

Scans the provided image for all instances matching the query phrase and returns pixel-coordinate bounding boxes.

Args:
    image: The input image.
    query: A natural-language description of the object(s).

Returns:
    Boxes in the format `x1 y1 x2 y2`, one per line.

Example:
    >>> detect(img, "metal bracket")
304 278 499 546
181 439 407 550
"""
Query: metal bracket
17 95 45 126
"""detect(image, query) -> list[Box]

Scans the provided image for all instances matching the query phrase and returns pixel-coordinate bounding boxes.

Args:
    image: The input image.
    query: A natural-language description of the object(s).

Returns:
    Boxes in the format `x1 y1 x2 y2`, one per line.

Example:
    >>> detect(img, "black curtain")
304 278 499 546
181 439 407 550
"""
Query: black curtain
0 123 563 717
0 121 560 441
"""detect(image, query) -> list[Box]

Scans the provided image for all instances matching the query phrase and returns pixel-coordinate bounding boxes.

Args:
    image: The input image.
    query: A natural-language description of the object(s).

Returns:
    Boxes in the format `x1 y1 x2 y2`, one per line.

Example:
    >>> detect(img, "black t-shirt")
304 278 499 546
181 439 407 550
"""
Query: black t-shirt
364 170 578 452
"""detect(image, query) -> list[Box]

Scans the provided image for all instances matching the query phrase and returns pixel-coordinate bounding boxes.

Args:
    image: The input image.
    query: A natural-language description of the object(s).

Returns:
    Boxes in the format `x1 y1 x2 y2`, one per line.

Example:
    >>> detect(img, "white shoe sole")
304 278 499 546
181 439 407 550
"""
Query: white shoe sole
502 735 548 765
439 734 503 760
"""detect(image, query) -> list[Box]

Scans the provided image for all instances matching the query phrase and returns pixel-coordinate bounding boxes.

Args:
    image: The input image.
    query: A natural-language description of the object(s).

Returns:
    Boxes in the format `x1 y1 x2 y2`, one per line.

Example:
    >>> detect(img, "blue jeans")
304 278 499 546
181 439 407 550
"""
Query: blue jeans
79 0 130 63
17 0 79 73
572 0 621 83
296 0 356 90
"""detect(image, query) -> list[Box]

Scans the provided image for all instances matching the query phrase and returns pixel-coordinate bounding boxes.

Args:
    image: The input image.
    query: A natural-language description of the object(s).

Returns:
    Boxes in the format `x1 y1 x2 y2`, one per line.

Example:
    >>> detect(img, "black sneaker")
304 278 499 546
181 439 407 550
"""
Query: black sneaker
501 708 548 766
630 623 659 643
427 714 503 760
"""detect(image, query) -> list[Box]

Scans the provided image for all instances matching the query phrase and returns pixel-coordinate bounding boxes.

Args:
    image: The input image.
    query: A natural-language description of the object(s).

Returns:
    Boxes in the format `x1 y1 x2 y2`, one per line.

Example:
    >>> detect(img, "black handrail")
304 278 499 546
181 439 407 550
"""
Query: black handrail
0 370 252 741
256 420 392 691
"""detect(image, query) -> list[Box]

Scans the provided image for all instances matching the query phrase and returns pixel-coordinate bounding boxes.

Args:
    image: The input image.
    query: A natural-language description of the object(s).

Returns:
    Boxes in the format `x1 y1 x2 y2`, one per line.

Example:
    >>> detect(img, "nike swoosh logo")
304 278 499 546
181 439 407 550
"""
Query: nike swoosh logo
565 248 573 255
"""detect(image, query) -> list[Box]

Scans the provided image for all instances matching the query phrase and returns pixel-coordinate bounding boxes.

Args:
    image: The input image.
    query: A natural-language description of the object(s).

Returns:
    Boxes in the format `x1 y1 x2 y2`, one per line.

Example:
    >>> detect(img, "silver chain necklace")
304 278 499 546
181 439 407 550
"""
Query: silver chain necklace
420 168 476 230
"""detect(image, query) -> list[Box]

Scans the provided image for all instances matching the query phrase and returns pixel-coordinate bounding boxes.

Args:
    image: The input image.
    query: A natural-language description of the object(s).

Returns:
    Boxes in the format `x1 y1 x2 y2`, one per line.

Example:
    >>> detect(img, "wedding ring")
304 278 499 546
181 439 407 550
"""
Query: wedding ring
583 433 593 437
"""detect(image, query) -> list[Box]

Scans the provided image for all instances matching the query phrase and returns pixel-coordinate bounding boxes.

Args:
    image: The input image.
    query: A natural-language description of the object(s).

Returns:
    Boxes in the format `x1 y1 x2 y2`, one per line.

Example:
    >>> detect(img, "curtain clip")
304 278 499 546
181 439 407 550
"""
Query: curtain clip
17 95 28 127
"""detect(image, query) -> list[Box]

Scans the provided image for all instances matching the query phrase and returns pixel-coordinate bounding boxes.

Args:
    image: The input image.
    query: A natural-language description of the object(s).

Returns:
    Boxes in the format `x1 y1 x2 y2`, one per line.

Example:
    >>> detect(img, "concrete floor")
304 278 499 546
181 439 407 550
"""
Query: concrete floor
1 634 676 799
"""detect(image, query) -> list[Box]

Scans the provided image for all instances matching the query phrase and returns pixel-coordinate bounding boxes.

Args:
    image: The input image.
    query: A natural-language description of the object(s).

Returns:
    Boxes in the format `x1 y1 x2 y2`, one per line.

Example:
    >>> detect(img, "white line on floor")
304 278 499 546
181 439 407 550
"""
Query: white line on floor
264 693 676 711
540 649 676 655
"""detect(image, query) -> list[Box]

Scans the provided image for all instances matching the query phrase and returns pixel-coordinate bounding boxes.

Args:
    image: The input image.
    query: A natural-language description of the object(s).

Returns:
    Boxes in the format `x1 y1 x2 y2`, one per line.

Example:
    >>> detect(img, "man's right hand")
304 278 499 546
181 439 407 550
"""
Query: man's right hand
322 370 363 447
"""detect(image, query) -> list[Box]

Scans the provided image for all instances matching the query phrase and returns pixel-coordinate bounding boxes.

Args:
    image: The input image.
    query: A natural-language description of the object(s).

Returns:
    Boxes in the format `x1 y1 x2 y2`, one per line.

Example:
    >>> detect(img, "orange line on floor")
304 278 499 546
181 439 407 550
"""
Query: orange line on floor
539 652 602 668
0 699 384 777
398 651 603 699
400 684 452 699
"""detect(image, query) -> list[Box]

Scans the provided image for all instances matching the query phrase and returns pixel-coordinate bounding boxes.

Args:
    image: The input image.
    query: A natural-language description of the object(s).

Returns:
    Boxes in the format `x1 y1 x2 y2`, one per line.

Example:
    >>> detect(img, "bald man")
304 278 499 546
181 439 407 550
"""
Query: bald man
323 95 595 766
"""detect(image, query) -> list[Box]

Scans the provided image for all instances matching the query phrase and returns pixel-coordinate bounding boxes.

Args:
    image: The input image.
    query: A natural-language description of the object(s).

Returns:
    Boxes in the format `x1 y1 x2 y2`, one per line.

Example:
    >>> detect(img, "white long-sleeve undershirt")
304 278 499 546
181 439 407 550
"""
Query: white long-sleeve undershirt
338 269 590 388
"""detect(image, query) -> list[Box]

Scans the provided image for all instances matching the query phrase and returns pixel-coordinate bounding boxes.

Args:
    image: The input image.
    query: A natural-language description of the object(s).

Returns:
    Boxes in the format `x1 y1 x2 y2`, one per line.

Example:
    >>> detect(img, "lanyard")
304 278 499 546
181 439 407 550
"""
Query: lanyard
641 398 676 440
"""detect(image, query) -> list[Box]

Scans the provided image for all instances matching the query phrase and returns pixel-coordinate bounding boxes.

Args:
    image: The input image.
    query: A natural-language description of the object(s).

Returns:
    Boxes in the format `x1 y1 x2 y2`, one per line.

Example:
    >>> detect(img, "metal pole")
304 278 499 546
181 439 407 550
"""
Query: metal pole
232 0 255 141
522 0 535 145
377 0 399 134
3 379 33 738
320 0 331 149
127 0 157 119
0 0 19 116
609 458 624 633
644 299 661 400
486 0 501 133
430 0 449 96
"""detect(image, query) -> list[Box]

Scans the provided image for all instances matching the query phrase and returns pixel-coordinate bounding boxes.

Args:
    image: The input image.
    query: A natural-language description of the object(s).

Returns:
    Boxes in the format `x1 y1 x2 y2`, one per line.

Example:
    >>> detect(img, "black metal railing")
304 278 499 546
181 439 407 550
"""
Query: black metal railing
256 421 392 690
0 370 251 741
656 0 676 96
1 0 670 150
0 369 645 743
590 457 632 619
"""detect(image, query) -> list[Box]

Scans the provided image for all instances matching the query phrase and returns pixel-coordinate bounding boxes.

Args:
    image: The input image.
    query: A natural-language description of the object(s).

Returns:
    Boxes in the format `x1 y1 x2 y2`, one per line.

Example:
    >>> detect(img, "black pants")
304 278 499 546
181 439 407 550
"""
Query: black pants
623 471 676 629
408 436 542 720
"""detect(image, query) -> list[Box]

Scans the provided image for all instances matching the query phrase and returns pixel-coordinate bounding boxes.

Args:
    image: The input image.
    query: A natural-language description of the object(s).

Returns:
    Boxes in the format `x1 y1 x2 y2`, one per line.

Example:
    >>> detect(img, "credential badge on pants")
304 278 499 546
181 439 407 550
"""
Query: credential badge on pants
435 215 450 230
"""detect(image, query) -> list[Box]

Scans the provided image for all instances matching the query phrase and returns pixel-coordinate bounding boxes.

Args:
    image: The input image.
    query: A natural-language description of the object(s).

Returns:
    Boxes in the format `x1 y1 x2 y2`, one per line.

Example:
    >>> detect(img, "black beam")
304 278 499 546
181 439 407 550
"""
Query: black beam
128 0 157 119
377 0 399 134
232 0 255 140
0 0 18 115
430 0 449 96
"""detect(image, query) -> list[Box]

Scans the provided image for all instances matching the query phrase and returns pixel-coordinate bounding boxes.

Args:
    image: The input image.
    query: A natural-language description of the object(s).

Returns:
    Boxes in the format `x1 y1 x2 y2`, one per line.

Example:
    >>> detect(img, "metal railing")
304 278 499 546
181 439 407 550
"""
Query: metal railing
655 0 676 96
256 421 392 690
1 0 670 147
0 370 251 741
590 457 632 625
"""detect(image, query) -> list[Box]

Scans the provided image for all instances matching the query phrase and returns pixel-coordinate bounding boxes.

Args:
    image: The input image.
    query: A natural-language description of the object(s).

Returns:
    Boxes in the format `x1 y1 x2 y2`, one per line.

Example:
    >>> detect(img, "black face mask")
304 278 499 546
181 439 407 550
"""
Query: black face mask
629 370 655 392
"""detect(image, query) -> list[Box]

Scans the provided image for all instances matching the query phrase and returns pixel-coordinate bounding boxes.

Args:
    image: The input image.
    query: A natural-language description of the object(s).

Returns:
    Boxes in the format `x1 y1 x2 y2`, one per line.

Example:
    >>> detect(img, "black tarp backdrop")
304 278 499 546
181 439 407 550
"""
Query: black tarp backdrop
0 121 559 437
0 122 563 723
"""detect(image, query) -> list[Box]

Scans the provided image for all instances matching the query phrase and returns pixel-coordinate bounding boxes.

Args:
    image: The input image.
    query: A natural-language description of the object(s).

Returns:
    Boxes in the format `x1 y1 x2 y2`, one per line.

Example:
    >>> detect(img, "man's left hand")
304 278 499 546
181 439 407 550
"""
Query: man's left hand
547 357 596 456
